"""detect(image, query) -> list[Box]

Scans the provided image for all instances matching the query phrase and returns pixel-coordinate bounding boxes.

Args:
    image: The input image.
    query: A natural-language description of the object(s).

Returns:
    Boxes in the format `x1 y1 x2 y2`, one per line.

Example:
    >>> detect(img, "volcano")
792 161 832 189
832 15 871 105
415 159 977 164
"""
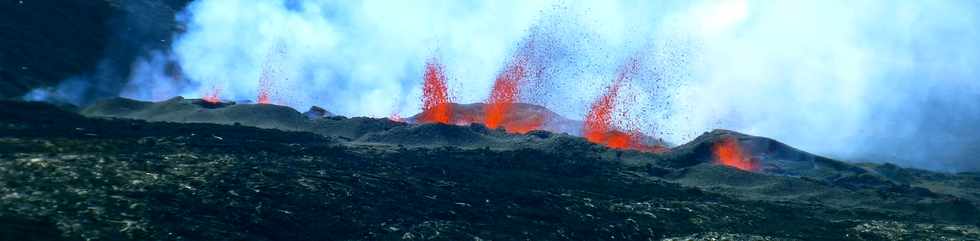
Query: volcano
2 99 979 240
4 1 979 240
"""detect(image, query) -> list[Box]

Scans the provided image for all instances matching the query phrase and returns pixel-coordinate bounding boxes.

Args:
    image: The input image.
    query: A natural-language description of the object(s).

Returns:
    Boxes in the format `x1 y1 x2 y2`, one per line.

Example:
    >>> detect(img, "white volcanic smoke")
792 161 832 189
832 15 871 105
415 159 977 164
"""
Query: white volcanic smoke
128 0 558 116
659 0 980 171
113 0 980 171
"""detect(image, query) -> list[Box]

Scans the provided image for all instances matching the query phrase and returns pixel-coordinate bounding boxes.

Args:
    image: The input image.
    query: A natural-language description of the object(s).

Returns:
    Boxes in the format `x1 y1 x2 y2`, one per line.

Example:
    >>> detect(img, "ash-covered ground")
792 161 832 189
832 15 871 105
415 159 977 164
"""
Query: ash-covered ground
1 99 978 241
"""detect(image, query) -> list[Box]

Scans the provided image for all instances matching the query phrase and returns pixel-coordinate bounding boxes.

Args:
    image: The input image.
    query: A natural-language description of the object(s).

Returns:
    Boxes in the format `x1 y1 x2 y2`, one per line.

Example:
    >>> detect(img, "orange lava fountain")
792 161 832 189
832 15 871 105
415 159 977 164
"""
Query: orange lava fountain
417 58 453 124
713 137 758 171
257 65 273 104
582 58 666 153
257 43 286 104
483 35 551 134
583 77 624 145
484 57 528 129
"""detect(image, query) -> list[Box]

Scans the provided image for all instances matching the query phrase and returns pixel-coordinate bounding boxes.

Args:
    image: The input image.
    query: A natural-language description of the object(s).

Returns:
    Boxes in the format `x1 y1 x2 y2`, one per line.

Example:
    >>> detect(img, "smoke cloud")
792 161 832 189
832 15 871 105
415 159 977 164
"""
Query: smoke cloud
107 0 979 171
659 0 980 171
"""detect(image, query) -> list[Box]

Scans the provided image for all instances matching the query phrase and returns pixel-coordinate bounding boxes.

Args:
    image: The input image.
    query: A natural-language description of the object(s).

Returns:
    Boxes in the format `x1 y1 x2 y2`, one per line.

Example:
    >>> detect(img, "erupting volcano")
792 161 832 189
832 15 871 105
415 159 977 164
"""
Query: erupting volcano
417 58 453 124
410 38 555 134
583 58 666 153
713 136 758 171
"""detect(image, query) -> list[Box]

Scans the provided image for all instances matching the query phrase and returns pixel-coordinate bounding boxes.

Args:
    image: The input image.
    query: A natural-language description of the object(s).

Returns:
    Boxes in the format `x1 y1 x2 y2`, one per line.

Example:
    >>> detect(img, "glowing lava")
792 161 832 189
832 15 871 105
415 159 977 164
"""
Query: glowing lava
202 86 221 104
417 58 453 124
583 77 623 144
407 52 546 131
484 57 527 129
257 43 286 105
499 114 544 134
484 35 550 133
713 136 758 171
582 58 666 153
257 64 273 104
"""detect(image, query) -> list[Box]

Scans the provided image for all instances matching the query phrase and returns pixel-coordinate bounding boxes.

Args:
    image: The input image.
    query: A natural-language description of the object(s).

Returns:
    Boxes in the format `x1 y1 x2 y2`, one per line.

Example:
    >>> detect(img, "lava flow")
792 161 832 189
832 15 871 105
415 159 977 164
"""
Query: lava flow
582 58 666 153
416 58 453 124
713 136 758 171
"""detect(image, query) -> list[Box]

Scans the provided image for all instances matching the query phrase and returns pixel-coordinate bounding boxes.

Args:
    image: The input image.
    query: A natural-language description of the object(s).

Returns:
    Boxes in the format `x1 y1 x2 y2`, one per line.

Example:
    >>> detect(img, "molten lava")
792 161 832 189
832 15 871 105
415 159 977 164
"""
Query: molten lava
484 58 527 129
257 66 272 104
257 91 270 104
408 53 545 131
713 137 758 171
202 86 221 104
481 33 552 133
257 43 287 105
499 115 544 134
417 58 453 124
583 78 622 144
582 58 665 153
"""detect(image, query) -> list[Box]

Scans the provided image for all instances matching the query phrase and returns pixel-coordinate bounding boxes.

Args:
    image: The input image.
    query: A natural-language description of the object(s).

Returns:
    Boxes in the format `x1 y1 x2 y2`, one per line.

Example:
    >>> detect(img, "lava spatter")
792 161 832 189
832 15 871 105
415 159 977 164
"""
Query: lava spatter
257 43 286 104
582 57 666 153
485 57 528 129
484 34 550 133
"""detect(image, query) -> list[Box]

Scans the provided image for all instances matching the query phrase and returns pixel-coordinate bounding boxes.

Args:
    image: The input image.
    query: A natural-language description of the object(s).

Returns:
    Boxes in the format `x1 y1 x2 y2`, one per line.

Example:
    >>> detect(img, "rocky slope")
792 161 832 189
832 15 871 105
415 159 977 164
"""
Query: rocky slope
1 100 979 240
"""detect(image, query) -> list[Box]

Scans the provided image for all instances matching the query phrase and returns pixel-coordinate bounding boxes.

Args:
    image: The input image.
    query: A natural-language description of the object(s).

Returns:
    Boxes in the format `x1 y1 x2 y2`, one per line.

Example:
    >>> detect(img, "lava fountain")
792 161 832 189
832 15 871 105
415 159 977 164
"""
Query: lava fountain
257 43 286 104
417 57 453 124
713 136 758 171
582 57 666 153
257 59 274 104
482 35 551 133
484 55 528 130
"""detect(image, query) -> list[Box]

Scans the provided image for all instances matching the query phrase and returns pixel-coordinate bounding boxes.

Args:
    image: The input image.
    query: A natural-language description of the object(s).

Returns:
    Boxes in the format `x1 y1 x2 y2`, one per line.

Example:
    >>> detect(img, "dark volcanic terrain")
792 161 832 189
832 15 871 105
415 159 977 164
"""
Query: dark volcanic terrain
1 99 978 241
